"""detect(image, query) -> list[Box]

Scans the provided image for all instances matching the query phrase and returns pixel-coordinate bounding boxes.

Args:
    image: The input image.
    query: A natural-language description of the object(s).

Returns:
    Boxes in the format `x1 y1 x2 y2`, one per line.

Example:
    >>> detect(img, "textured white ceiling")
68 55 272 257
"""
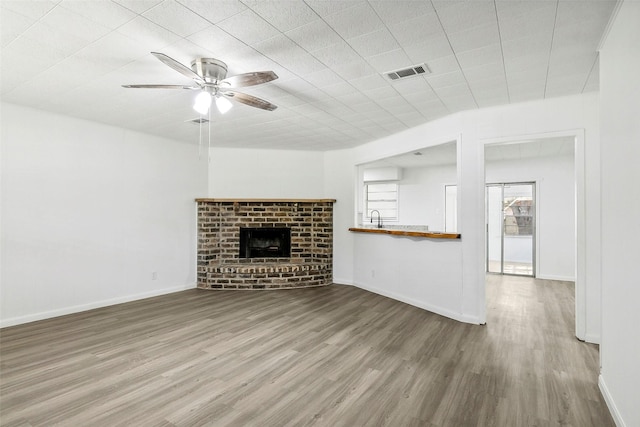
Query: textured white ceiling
1 0 617 151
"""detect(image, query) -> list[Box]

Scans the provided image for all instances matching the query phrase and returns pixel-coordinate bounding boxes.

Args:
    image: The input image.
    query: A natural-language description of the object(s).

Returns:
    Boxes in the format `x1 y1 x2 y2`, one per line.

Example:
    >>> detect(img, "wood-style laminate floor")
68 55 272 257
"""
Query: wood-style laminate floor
0 276 614 426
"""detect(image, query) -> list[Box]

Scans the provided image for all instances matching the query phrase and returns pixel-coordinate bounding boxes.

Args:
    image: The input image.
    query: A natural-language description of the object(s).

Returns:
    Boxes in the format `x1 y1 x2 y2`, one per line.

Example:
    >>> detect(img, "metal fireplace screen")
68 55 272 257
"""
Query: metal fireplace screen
239 227 291 258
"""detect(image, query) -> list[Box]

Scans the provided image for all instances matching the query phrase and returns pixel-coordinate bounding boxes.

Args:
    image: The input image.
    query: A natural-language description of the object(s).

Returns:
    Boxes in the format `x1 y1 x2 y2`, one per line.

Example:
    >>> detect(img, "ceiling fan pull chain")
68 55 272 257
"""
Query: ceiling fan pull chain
198 112 202 160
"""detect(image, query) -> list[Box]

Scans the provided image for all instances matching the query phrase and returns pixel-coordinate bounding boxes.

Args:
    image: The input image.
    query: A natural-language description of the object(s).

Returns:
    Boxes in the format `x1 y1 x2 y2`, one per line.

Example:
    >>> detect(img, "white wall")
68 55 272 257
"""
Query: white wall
327 92 600 333
323 149 356 285
398 164 457 229
598 2 640 426
0 103 207 327
353 234 464 320
208 147 325 198
335 117 473 322
486 154 575 281
206 146 357 285
357 150 575 281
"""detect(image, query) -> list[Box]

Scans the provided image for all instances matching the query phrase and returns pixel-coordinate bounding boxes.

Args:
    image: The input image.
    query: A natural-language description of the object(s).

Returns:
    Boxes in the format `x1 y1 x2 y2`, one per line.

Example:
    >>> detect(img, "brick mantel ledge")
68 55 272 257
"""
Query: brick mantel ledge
195 198 336 203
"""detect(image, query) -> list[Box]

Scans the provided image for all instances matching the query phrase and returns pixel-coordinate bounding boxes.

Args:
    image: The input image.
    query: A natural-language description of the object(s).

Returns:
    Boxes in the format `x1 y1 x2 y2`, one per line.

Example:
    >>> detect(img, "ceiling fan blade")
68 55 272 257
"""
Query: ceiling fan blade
220 90 278 111
220 71 278 88
151 52 204 83
122 84 201 89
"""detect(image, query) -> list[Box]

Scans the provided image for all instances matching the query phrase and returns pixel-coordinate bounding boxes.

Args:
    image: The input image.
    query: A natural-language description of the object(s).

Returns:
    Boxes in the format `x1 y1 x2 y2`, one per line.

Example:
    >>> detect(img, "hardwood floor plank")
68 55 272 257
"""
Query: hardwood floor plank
1 278 613 426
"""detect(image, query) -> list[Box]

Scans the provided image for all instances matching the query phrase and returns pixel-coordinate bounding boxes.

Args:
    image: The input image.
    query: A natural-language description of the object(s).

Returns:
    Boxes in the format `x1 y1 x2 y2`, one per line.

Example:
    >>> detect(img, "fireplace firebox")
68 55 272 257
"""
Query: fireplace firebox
239 227 291 258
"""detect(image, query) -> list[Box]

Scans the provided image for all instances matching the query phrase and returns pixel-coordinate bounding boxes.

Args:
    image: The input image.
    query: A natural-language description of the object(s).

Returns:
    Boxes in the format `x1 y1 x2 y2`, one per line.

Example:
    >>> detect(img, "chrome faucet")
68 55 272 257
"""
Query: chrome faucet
370 210 383 228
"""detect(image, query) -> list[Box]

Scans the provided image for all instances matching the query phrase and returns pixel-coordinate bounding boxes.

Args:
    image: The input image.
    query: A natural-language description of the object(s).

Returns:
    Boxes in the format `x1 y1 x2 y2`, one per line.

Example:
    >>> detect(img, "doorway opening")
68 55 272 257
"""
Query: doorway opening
482 133 586 341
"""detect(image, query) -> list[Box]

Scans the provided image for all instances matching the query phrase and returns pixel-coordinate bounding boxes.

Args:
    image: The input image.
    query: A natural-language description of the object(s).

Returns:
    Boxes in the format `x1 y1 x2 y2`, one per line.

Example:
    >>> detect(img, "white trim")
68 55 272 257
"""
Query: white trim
480 129 587 341
584 332 600 344
574 130 587 342
598 0 625 51
332 279 355 286
536 274 575 282
0 283 196 328
354 281 482 325
599 375 626 427
478 138 487 325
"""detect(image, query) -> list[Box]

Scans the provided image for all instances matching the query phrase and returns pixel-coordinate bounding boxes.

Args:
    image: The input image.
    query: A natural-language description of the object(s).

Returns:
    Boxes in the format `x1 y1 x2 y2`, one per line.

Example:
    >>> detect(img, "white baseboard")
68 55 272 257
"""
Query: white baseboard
536 274 575 282
599 374 625 427
353 281 481 325
332 278 354 286
0 283 196 328
584 332 601 344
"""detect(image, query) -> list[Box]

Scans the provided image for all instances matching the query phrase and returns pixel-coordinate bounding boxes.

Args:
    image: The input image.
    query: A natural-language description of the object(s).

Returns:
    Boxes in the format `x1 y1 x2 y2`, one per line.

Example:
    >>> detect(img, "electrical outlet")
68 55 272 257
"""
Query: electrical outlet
152 272 158 280
371 269 375 278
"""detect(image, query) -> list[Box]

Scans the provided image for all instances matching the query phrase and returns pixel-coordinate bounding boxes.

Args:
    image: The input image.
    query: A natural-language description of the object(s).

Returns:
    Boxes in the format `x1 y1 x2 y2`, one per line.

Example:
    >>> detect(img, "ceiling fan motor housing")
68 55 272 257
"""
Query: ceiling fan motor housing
191 58 228 83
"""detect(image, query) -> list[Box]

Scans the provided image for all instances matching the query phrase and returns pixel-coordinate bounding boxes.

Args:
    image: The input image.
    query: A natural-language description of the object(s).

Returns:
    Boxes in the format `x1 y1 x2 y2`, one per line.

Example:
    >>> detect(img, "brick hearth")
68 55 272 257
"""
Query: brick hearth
196 199 335 290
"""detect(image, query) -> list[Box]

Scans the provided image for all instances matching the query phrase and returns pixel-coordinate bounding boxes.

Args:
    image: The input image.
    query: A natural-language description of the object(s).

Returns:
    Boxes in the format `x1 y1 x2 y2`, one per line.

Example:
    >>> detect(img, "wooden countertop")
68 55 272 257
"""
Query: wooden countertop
349 227 461 239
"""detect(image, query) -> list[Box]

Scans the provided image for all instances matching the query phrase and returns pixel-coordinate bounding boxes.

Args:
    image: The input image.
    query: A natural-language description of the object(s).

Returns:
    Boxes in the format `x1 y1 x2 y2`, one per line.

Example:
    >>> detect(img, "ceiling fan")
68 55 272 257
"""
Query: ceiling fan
122 52 278 115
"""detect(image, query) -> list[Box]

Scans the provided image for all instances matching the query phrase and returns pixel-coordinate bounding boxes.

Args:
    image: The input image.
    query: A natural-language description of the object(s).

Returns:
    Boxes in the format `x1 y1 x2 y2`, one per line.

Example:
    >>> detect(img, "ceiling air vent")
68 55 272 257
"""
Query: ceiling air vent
384 63 431 81
189 118 210 124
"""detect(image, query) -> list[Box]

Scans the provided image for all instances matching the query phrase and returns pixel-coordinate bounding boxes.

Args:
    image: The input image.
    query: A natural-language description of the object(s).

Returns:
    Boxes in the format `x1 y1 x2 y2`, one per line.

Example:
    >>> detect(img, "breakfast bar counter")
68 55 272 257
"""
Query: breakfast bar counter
348 227 461 239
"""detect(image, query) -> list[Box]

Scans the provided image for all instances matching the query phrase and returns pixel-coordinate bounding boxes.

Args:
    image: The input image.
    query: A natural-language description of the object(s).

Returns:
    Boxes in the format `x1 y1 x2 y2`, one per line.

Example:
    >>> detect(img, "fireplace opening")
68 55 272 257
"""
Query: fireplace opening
239 227 291 258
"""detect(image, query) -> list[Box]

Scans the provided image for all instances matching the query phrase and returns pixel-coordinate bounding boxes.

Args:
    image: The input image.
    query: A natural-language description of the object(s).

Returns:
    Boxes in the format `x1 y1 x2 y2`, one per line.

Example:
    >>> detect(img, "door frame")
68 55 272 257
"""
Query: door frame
480 129 586 341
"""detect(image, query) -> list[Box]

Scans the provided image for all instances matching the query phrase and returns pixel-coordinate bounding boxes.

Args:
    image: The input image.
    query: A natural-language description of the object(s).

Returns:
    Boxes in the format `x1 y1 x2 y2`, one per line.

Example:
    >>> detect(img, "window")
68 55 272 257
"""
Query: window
365 183 398 220
503 197 533 236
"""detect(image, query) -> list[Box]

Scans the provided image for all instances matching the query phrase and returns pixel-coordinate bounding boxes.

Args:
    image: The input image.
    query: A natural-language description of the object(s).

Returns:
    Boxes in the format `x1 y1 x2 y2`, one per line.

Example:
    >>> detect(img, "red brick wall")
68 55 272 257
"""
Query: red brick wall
197 200 333 290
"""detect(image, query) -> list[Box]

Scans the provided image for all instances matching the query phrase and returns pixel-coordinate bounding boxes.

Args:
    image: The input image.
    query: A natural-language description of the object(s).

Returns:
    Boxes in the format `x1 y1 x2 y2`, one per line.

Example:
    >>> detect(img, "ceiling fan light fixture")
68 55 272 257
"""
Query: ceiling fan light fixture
216 95 233 114
193 91 212 115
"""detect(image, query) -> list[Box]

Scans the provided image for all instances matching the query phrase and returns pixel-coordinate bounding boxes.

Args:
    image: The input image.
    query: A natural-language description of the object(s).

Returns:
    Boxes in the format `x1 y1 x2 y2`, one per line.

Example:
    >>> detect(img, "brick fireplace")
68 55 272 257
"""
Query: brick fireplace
196 199 335 290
